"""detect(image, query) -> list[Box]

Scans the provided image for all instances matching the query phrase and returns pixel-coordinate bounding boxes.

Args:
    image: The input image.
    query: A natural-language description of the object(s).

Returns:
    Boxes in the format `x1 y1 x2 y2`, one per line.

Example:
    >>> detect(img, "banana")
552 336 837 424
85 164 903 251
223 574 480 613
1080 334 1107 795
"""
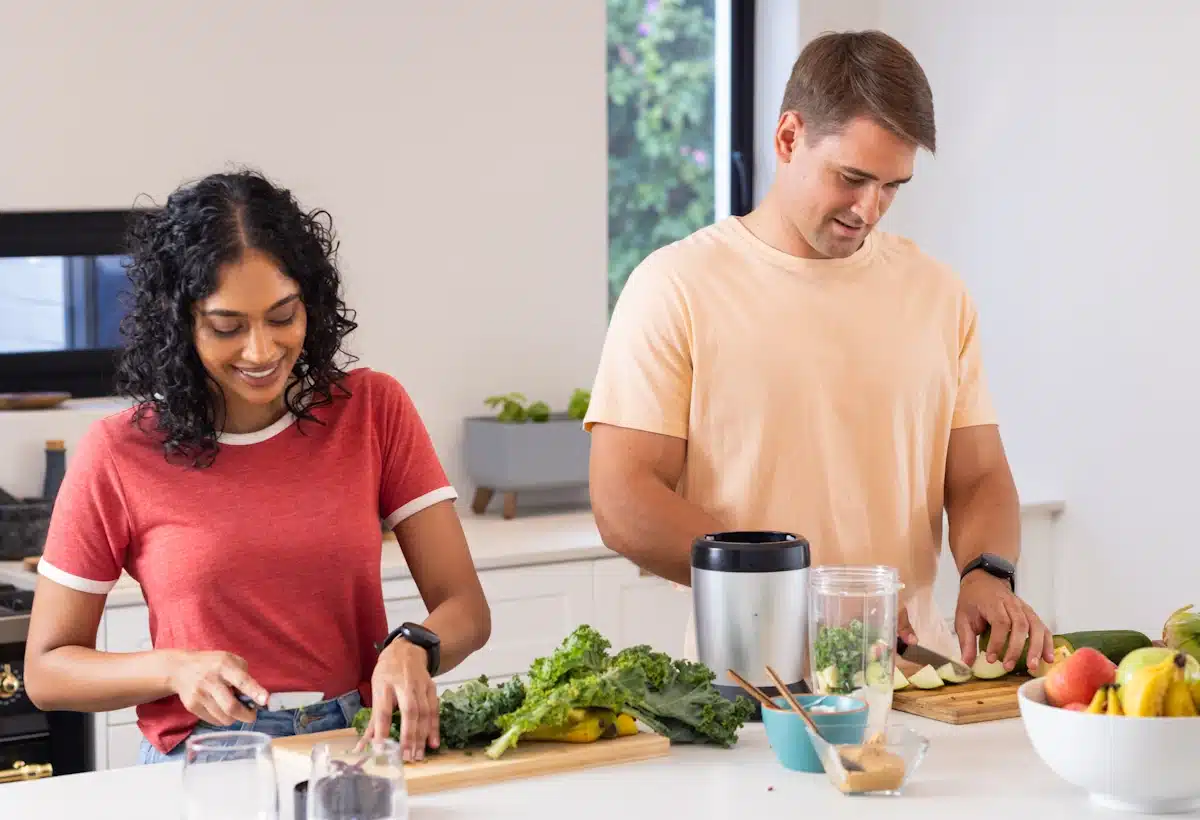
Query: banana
1120 654 1178 717
1165 652 1199 717
1085 685 1108 714
1106 685 1124 716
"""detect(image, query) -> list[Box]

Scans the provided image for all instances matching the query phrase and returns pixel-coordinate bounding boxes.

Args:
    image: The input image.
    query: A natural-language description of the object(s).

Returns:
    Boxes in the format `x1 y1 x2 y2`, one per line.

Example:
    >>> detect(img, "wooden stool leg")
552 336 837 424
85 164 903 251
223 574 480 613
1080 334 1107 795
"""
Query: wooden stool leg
472 487 494 514
502 492 518 519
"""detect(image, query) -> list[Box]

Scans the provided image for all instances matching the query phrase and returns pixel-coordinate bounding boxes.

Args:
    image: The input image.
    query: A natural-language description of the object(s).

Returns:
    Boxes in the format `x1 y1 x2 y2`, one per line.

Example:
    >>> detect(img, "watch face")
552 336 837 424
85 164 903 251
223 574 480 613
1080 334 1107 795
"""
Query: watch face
402 622 440 647
982 553 1015 576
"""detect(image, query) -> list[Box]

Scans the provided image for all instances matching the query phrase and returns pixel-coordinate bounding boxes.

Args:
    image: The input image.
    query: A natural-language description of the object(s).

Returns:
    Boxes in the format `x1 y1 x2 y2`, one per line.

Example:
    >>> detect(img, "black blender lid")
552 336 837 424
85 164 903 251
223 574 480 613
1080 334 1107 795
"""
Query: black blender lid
690 530 811 573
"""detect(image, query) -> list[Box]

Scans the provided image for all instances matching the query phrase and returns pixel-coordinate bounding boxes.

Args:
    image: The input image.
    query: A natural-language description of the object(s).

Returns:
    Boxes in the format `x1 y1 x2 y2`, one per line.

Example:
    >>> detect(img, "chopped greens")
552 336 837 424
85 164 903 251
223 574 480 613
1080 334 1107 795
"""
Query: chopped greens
812 619 876 695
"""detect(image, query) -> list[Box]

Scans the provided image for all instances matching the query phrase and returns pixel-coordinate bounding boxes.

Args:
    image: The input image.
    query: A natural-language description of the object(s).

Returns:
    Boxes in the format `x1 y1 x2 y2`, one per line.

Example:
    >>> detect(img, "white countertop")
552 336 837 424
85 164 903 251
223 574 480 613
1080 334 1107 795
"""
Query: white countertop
0 712 1168 820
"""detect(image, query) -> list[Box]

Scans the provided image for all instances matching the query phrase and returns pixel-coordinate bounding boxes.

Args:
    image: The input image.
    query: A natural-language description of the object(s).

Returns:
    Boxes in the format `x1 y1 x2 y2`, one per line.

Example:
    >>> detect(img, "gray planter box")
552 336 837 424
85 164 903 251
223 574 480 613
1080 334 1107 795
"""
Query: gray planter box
463 412 590 518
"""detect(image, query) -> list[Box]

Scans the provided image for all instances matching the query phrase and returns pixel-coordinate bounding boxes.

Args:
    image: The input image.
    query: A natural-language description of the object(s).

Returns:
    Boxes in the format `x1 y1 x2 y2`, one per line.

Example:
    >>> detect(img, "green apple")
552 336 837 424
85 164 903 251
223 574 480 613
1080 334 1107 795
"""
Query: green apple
1116 646 1200 690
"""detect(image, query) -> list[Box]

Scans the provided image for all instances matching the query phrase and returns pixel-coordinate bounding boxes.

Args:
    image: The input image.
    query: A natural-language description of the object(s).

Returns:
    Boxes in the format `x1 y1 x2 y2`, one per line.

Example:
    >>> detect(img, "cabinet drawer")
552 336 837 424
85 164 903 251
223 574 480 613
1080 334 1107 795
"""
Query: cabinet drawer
107 723 145 769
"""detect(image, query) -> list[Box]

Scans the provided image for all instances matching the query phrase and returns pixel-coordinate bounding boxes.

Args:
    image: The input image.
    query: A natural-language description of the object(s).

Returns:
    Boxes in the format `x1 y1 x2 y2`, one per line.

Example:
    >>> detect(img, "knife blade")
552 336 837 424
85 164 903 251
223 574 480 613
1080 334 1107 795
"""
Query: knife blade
896 638 971 679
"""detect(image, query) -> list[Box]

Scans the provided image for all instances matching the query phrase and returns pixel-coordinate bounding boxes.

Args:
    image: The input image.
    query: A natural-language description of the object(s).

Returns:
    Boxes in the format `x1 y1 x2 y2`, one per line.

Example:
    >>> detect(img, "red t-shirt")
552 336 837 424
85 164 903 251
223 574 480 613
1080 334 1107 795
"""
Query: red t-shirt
37 368 457 753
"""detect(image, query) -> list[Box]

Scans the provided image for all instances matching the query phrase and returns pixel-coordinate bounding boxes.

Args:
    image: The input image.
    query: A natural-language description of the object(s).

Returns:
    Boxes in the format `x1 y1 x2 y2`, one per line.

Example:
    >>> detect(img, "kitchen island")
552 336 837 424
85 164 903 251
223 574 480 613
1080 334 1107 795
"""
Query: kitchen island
2 712 1175 819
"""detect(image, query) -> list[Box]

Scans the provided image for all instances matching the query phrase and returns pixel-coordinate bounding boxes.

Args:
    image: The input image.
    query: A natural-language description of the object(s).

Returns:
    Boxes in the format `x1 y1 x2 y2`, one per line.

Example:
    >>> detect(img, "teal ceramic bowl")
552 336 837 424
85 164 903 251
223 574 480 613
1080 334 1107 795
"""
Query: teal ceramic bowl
761 694 868 773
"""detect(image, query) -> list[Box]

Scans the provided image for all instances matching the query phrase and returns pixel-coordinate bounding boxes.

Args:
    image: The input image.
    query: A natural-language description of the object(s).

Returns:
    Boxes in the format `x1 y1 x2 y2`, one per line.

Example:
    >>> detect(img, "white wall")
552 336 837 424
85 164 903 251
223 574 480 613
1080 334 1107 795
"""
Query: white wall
859 2 1200 637
0 1 608 500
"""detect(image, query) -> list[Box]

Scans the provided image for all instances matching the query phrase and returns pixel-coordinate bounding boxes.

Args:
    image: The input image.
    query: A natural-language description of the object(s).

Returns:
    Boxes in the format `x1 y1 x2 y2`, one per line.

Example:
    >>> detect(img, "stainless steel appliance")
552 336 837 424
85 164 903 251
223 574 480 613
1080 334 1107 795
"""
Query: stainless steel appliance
691 531 810 719
0 582 93 783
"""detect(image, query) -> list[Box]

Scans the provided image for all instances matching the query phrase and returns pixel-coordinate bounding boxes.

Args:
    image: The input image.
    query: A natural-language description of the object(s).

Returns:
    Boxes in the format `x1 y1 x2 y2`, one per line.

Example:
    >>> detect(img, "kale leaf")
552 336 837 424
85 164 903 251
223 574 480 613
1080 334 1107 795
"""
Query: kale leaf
612 645 755 747
484 662 647 759
525 624 611 694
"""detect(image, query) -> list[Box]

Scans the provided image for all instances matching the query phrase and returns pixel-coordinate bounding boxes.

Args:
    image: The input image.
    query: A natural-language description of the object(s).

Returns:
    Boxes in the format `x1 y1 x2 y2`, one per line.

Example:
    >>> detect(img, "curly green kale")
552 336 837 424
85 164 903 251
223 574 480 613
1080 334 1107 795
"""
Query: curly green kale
612 645 755 747
351 674 525 750
812 619 868 695
484 662 647 759
525 624 611 694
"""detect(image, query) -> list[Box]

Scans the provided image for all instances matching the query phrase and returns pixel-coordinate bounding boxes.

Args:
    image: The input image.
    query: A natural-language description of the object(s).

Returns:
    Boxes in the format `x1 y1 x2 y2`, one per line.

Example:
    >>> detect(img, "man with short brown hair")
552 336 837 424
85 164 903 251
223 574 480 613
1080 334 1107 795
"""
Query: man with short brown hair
585 30 1055 675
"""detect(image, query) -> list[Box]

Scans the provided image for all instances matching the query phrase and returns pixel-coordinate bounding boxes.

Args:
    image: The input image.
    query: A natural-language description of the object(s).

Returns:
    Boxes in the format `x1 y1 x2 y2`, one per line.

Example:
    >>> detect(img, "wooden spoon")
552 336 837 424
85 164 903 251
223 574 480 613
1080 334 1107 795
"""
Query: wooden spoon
725 669 783 712
764 665 863 773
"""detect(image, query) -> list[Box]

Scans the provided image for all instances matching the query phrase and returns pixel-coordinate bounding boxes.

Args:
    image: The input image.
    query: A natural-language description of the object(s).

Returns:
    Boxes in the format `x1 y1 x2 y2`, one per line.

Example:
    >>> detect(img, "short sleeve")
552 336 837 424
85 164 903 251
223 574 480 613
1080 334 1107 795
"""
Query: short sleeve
583 250 693 439
37 422 131 594
372 372 458 529
951 293 999 429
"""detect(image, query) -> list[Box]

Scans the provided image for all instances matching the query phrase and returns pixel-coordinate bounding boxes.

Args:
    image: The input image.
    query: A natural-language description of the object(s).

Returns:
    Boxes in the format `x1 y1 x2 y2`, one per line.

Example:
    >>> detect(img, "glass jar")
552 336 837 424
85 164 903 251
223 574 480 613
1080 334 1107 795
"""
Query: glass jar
808 566 903 733
306 736 408 820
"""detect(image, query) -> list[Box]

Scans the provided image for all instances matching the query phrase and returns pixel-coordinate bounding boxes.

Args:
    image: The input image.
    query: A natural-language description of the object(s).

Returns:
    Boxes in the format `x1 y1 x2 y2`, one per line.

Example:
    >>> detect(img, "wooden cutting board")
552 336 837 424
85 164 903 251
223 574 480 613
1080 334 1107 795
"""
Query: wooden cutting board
272 728 671 795
891 675 1031 724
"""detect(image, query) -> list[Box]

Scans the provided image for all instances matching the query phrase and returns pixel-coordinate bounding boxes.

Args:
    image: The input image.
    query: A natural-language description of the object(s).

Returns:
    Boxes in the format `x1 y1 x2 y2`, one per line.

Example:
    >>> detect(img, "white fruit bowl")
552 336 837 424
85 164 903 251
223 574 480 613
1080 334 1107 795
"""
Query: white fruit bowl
1018 677 1200 814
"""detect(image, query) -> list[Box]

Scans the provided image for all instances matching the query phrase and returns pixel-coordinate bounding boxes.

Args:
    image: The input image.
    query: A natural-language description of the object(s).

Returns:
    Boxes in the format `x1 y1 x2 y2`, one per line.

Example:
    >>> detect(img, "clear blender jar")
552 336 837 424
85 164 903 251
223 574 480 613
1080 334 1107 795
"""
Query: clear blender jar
807 566 903 734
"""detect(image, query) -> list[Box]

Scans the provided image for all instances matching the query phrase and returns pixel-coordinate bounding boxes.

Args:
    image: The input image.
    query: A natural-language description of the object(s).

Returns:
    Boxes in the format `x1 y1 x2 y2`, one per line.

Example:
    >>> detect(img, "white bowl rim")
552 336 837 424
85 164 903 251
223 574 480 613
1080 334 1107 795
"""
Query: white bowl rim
1017 675 1200 721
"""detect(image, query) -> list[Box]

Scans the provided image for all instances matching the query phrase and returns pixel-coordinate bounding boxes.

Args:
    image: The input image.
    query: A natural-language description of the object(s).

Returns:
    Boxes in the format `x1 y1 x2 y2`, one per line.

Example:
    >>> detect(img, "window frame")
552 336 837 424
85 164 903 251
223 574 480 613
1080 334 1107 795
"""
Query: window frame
728 0 755 217
0 209 141 398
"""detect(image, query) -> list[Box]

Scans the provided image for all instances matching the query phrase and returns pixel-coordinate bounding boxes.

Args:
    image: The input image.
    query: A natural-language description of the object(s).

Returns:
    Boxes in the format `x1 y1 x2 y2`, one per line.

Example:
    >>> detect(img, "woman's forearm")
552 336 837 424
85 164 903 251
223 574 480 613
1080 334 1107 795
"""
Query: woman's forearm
26 646 180 713
423 592 492 676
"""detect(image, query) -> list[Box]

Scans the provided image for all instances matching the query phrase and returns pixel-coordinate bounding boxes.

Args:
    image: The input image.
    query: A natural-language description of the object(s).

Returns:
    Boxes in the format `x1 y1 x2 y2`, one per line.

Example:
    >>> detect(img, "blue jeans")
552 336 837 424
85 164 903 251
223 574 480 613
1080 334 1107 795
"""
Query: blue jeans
137 690 363 765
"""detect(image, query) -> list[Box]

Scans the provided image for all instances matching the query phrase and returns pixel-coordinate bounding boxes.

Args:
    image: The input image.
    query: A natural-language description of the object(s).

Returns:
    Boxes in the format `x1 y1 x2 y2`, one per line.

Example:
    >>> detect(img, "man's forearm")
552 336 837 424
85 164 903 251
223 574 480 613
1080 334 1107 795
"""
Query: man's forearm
593 474 726 586
945 467 1021 573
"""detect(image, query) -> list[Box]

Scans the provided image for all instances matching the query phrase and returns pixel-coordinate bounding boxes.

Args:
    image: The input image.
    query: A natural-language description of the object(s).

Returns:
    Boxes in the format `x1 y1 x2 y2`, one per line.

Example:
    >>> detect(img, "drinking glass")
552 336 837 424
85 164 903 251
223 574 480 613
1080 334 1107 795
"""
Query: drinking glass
182 730 279 820
808 565 903 734
307 737 408 820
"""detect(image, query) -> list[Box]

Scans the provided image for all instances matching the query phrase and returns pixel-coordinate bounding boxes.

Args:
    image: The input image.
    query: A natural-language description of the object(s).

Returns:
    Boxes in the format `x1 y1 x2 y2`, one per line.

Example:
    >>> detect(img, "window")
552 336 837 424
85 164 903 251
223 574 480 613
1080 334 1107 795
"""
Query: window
0 211 139 398
606 0 755 311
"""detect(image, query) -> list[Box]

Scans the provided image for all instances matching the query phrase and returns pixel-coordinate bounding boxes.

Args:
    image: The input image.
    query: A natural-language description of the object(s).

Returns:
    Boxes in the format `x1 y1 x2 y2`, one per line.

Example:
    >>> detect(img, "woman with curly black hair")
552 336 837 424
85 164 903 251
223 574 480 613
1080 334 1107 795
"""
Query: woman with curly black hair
23 170 492 765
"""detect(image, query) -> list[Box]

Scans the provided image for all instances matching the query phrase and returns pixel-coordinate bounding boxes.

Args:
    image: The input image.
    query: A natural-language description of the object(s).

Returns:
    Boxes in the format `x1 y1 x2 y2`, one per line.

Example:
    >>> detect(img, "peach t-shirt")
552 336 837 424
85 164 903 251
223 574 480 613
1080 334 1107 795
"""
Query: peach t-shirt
584 216 998 663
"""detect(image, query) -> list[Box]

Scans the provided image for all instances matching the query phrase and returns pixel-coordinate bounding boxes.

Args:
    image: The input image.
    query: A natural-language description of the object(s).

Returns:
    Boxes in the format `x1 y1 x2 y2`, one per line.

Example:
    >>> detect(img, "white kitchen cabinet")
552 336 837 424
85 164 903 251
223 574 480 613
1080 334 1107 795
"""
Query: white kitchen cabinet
591 557 691 657
106 723 145 770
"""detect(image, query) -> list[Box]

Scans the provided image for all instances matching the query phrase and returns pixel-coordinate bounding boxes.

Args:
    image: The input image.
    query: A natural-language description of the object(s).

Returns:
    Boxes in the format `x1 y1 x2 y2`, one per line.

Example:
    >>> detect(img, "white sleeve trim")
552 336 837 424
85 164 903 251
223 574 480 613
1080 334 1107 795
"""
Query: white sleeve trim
383 486 459 530
36 558 118 595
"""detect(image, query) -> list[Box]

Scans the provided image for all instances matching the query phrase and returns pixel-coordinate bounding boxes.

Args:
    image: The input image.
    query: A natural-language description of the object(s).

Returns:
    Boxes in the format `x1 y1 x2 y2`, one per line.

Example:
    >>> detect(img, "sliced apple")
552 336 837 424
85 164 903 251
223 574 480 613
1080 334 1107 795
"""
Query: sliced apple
909 664 945 689
937 662 973 684
865 661 891 688
892 666 910 691
972 654 1008 680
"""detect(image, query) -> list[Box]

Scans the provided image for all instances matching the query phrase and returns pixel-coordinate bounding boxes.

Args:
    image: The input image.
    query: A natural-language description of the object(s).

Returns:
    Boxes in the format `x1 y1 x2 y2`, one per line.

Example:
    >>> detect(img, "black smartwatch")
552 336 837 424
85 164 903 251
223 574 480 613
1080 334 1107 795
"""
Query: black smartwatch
379 622 441 676
960 552 1016 592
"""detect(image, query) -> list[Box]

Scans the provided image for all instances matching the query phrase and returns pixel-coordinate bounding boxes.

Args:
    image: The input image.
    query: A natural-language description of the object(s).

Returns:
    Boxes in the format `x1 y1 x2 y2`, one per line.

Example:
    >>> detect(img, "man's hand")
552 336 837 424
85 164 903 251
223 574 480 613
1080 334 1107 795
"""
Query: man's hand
955 572 1056 673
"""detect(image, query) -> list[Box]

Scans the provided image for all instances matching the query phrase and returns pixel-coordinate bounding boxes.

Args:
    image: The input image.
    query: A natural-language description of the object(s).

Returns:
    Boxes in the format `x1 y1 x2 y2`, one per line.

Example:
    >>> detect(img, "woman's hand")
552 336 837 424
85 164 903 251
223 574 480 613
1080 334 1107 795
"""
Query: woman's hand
366 639 440 761
167 650 269 726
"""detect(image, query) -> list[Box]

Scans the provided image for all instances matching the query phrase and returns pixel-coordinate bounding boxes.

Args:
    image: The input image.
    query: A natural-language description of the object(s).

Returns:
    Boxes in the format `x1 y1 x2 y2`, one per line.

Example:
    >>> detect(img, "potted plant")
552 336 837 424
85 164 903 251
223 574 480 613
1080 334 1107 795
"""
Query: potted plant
464 389 591 518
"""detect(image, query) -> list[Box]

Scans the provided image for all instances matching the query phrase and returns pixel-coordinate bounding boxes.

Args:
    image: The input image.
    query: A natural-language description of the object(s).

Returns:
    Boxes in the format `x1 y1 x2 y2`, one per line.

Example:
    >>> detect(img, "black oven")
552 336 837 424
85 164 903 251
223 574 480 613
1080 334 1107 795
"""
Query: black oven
0 583 94 783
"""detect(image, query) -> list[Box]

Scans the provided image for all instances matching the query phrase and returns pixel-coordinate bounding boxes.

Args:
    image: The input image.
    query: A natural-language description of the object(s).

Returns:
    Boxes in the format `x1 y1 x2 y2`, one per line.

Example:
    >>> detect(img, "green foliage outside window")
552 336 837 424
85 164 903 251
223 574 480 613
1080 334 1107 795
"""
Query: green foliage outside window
607 0 716 313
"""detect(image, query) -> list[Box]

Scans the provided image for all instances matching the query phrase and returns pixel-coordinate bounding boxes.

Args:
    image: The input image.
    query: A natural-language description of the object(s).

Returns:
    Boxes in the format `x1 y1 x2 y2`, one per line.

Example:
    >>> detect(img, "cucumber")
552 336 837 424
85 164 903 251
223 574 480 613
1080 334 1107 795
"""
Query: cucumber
1057 630 1152 665
978 627 1152 673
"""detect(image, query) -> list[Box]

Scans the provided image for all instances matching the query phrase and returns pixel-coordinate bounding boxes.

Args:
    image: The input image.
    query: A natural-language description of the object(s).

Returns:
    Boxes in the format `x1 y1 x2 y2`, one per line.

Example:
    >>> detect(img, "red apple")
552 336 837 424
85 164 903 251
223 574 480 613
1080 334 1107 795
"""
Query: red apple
1044 647 1117 708
1063 702 1088 711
